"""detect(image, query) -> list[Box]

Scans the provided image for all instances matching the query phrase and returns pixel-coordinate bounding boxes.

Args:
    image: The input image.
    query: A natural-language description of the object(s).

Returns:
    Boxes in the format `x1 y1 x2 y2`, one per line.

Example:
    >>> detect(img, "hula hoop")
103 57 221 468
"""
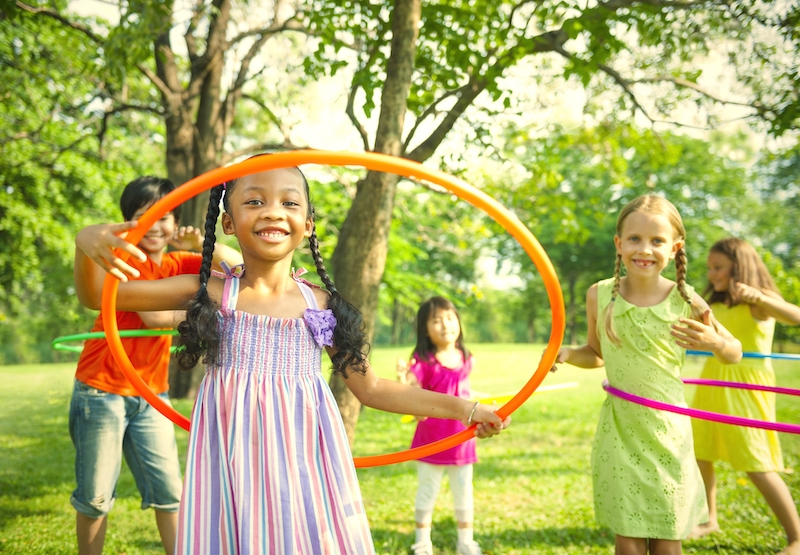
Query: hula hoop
687 350 800 361
101 150 566 468
52 330 179 353
603 380 800 434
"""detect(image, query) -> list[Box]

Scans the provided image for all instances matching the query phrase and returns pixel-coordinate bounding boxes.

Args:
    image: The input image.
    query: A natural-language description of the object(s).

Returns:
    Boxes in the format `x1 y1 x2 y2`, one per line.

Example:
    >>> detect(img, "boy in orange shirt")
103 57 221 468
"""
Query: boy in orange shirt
70 176 240 555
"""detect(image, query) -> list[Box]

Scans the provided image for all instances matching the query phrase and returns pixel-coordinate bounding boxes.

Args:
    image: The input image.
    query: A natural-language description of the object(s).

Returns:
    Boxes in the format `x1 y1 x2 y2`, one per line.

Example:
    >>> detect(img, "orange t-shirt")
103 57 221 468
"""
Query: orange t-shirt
75 251 202 396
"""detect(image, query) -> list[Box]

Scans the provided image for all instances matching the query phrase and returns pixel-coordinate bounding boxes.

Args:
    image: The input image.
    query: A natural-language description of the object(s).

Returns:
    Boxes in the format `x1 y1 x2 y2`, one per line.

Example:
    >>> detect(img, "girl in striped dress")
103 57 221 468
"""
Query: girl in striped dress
74 163 509 555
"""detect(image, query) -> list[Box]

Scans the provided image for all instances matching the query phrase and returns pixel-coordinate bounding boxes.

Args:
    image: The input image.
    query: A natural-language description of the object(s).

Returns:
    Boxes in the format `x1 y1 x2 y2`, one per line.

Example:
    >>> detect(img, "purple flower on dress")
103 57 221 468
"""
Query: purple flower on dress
304 308 337 347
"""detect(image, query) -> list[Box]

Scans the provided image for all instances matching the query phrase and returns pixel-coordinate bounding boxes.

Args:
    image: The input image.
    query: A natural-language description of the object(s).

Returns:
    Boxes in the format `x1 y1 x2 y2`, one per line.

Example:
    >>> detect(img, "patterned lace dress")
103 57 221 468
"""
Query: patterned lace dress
176 268 376 555
591 278 707 540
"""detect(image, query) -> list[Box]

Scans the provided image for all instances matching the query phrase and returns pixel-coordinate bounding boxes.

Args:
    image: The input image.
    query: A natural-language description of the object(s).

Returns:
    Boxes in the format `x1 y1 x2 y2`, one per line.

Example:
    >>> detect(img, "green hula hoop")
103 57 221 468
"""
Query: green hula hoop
52 330 180 353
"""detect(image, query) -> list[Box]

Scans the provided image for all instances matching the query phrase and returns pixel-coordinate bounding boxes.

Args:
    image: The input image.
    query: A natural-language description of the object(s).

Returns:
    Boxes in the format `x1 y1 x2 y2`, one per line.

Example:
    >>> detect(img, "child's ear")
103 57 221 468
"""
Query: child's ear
221 212 235 235
304 217 313 238
670 239 684 260
613 235 622 254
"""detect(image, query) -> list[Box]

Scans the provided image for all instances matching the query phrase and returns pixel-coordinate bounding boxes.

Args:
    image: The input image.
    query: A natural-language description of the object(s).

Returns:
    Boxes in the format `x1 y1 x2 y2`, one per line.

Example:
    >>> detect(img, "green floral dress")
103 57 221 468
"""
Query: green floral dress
591 278 707 540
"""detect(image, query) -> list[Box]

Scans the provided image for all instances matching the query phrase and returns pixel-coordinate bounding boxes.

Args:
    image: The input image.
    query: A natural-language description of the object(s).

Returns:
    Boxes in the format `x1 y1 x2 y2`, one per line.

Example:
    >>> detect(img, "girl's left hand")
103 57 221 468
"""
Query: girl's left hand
169 226 204 252
671 310 721 351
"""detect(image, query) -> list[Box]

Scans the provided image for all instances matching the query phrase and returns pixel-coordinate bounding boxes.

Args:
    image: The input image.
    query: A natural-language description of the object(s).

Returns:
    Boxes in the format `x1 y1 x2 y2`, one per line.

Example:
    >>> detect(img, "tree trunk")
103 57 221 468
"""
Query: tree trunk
328 0 421 447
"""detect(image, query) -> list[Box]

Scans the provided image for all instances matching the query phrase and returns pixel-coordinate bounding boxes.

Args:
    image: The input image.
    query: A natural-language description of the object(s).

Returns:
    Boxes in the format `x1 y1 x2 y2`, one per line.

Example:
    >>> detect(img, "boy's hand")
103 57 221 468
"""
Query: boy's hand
170 226 204 252
76 222 146 281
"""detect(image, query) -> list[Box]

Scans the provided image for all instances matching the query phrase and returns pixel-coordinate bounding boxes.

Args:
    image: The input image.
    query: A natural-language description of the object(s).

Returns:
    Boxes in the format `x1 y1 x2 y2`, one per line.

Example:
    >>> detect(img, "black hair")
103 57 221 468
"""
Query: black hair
176 162 369 377
411 296 469 363
119 176 181 222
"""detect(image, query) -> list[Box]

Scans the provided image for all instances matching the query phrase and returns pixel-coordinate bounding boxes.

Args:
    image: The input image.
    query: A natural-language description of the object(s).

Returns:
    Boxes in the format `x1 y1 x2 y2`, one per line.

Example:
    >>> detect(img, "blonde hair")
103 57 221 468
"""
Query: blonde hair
603 194 704 345
704 237 779 306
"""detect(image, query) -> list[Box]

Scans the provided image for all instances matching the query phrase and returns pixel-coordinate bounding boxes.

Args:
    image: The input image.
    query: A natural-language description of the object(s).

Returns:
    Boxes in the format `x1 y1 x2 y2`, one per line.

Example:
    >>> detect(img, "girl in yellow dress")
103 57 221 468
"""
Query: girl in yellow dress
690 238 800 555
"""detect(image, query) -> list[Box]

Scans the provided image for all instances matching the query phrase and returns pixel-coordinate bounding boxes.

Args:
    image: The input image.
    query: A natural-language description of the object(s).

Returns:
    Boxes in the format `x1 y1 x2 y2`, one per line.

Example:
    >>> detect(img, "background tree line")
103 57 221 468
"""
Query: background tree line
1 0 798 444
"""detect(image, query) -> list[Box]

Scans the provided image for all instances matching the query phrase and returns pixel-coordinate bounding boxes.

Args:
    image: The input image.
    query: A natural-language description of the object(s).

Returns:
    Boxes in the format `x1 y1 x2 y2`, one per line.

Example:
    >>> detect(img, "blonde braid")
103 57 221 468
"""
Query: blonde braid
604 252 623 346
675 245 709 323
674 246 692 304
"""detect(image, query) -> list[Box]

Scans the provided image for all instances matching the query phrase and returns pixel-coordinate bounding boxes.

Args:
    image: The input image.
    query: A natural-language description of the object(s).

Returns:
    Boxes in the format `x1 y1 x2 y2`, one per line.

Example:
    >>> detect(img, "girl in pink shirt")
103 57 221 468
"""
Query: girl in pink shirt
397 296 482 555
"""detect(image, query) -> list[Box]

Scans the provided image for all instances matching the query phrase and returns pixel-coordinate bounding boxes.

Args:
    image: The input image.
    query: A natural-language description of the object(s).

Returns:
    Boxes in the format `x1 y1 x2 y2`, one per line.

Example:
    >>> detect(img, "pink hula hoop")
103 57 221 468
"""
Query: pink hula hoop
602 380 800 435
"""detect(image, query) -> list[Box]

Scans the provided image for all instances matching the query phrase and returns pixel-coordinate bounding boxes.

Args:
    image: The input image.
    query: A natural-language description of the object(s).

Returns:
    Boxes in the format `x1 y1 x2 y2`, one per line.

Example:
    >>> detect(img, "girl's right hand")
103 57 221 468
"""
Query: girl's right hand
76 222 147 281
396 357 409 383
547 347 570 373
733 282 764 305
463 403 510 438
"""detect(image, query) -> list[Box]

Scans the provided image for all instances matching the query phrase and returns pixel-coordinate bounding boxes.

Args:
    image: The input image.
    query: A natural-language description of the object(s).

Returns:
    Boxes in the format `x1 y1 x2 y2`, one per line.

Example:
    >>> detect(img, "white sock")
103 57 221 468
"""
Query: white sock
415 527 431 544
457 527 474 544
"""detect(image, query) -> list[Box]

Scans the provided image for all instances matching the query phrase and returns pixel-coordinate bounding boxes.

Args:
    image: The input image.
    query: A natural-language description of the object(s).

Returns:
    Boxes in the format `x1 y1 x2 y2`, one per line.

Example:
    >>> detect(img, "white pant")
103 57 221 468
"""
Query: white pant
415 461 474 524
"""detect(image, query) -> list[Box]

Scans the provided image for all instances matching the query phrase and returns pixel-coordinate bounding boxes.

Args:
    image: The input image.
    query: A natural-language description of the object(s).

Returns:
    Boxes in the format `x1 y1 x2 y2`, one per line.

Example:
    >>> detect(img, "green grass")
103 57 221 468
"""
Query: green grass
1 346 799 554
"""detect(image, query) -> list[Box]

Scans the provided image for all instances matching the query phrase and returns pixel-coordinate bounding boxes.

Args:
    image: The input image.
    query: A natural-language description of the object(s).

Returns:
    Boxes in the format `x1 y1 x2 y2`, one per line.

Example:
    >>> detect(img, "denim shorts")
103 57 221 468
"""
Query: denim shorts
69 379 182 518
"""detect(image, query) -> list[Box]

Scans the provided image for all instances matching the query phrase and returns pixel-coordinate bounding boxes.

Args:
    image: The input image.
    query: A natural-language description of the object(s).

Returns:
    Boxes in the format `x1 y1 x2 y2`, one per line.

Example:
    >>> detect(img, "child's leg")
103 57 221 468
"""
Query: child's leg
413 462 445 553
76 512 108 555
614 535 647 555
648 539 682 555
748 471 800 553
447 464 480 553
689 459 720 538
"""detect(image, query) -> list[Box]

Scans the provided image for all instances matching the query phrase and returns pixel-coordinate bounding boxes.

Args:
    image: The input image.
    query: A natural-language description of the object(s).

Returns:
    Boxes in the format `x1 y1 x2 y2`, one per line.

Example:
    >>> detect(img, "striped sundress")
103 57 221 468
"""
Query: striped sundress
176 271 376 555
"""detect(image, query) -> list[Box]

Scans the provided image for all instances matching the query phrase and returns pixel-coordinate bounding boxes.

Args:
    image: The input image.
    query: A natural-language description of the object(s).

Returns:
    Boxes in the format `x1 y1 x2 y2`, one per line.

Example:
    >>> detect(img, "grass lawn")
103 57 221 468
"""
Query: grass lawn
1 344 799 554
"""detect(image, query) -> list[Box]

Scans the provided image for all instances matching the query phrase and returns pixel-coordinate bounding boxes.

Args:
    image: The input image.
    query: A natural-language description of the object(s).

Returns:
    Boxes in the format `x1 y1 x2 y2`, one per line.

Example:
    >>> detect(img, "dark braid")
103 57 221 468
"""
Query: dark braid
307 204 369 377
176 184 225 370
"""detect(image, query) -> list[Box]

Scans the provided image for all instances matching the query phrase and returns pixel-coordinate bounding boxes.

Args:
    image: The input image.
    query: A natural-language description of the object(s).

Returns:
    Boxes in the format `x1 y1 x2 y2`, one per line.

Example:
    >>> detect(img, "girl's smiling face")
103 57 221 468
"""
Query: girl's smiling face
221 169 312 262
707 250 734 292
614 210 682 277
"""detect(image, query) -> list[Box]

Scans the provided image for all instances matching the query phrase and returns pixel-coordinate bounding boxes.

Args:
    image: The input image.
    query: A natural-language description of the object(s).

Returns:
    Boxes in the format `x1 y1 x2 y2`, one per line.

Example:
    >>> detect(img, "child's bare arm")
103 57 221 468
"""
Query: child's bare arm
338 361 509 438
551 283 604 371
736 283 800 325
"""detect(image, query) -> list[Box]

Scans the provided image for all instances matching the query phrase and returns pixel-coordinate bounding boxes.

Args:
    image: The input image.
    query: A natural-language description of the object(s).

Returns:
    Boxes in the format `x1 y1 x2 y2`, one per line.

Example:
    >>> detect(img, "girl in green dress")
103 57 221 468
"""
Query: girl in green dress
690 237 800 554
551 194 742 555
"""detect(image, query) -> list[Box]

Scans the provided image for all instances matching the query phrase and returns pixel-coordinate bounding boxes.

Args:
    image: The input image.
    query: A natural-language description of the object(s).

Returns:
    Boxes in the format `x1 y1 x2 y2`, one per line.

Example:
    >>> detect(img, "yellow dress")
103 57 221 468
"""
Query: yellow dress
691 303 783 472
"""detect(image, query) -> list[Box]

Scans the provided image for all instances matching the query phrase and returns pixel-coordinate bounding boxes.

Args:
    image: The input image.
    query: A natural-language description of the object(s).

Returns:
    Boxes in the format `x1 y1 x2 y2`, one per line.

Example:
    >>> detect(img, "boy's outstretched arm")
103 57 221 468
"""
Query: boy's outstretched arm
74 222 147 309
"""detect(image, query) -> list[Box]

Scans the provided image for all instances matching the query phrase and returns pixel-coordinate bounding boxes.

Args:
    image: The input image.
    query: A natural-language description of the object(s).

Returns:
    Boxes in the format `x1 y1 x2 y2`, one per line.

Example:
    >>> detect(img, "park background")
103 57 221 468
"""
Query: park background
1 0 800 553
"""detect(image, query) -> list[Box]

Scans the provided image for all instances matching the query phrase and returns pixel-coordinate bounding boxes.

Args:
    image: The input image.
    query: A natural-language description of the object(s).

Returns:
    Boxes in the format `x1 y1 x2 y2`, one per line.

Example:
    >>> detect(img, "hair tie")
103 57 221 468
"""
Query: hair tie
221 182 227 190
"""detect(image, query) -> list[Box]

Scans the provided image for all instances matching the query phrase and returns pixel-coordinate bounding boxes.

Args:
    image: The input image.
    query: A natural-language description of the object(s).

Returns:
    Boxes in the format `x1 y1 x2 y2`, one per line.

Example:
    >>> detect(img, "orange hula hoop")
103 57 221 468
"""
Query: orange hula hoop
101 150 565 468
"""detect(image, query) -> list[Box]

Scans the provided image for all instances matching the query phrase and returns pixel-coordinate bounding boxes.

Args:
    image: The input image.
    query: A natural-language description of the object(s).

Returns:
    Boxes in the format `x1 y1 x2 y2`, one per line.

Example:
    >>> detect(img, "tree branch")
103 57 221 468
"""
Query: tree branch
15 1 103 44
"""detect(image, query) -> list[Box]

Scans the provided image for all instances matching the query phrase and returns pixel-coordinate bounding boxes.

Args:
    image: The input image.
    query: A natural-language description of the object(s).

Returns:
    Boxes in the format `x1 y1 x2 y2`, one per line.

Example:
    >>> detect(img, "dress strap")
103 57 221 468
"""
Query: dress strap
294 279 319 310
222 276 240 311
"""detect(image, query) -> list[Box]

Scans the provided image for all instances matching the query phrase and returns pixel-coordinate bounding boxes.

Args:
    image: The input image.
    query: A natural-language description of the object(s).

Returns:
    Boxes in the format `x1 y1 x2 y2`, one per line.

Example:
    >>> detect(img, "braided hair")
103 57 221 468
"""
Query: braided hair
602 194 703 345
176 165 369 377
176 184 224 370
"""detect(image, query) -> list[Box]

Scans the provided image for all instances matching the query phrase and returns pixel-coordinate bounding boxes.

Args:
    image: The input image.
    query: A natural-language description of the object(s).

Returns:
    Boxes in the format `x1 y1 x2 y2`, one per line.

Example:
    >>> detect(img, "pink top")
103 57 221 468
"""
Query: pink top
409 354 478 465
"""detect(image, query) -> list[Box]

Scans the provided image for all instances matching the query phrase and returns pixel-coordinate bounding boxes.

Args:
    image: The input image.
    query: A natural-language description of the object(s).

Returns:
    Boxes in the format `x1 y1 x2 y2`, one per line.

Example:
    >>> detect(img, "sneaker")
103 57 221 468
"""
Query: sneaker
410 540 433 555
456 540 482 555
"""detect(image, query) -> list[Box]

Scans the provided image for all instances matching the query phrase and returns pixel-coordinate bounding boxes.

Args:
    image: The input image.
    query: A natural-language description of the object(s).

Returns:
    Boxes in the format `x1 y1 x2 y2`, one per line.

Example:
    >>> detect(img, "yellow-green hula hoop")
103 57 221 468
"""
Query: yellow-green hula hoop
52 330 180 353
